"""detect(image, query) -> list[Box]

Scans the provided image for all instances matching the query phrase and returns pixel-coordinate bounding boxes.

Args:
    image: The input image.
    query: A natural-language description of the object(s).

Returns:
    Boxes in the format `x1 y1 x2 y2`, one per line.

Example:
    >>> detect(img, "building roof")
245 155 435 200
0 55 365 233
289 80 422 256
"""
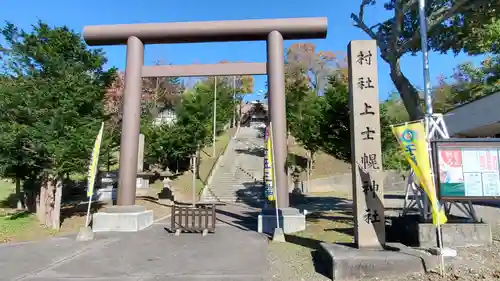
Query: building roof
444 91 500 137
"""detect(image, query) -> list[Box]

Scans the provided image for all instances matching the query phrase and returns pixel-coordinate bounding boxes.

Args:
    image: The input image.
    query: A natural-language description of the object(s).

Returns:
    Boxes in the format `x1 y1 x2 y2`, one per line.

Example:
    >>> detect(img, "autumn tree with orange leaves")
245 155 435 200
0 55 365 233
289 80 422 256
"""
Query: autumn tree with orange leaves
284 43 348 181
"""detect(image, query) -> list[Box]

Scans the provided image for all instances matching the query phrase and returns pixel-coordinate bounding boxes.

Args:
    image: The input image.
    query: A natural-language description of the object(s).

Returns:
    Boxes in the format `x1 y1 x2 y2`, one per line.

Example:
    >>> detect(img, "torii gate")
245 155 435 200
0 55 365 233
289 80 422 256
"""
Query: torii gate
83 17 328 210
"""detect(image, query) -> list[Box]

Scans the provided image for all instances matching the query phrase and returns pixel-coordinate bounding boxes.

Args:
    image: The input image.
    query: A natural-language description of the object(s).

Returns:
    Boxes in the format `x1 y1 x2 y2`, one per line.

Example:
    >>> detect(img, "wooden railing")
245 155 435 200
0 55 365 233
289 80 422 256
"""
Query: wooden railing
170 203 217 236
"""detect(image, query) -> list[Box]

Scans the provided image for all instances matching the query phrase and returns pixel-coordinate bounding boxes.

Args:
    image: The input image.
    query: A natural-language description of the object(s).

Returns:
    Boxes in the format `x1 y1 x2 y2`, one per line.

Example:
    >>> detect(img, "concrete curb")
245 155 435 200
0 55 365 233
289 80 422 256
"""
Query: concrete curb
153 214 172 224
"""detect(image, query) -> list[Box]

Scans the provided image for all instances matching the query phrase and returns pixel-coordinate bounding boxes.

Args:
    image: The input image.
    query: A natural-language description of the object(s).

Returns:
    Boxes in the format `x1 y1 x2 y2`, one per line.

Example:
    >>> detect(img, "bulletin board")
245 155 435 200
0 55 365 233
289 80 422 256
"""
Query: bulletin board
431 138 500 200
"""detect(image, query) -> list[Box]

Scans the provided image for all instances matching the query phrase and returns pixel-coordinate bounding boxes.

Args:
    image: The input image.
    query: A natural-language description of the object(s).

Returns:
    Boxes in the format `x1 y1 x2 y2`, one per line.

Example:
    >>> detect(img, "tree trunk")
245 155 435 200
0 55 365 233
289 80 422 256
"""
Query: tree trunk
232 103 237 128
306 150 312 193
43 176 55 228
238 102 242 127
36 174 62 230
389 60 424 121
15 178 25 210
36 176 46 223
52 178 62 230
26 189 36 213
195 147 203 184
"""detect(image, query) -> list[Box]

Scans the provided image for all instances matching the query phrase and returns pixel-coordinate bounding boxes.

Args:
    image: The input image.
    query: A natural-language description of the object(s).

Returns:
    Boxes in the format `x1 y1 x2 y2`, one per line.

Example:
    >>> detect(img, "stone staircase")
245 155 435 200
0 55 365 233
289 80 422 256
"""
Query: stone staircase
200 127 265 205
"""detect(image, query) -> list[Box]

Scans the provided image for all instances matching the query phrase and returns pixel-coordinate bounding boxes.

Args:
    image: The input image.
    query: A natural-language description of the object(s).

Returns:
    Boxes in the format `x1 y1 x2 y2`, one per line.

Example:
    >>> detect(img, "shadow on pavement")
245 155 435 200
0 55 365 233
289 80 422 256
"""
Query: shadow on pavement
384 194 406 200
471 200 500 208
234 147 265 157
292 194 353 213
236 182 265 209
215 205 260 232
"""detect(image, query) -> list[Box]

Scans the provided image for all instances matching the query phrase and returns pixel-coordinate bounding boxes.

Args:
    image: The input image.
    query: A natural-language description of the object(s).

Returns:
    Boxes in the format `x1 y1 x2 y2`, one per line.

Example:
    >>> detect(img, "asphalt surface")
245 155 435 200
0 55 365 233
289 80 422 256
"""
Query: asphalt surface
0 216 269 281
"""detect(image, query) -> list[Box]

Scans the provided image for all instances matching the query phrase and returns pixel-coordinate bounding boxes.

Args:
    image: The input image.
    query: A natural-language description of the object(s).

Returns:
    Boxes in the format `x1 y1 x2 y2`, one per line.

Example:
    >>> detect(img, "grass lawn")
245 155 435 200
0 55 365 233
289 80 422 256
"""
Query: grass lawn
288 143 350 180
0 177 172 244
0 180 55 243
0 213 55 243
0 180 15 201
0 180 16 215
268 192 353 279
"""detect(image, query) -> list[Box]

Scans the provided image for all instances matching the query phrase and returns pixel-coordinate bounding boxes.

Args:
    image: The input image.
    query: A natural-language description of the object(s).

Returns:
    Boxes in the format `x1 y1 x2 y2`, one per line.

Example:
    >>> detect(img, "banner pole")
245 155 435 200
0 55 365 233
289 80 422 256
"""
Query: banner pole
270 122 281 230
425 115 446 276
85 195 93 226
392 118 448 276
418 0 448 261
84 122 105 229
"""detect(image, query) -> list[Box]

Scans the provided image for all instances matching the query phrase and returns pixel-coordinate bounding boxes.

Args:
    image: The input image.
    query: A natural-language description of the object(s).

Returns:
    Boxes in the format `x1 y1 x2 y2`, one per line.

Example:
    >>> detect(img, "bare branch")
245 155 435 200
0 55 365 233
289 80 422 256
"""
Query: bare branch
351 0 394 56
402 0 418 12
369 23 382 30
397 0 471 55
350 0 378 40
389 0 405 59
350 14 377 39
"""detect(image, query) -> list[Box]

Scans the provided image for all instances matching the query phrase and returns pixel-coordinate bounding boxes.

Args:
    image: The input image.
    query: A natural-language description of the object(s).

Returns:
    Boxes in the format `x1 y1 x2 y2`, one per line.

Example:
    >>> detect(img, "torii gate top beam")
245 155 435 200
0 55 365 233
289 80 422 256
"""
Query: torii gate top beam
83 17 327 46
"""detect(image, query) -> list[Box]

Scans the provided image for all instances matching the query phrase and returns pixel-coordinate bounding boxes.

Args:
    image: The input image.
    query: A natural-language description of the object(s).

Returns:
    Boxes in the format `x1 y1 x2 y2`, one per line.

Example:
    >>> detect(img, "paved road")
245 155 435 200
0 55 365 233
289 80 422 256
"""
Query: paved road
0 218 268 281
0 127 271 281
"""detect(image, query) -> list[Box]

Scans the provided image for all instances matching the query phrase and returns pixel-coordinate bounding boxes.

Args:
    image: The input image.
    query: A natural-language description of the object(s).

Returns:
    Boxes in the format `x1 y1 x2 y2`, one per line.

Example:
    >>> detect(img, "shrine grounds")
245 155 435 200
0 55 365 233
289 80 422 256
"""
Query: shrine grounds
268 190 500 281
1 189 500 281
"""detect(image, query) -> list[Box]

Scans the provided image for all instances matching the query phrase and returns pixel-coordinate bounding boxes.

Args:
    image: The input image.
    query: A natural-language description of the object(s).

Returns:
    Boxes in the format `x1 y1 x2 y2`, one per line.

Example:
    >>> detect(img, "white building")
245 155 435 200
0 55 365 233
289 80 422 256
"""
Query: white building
153 108 177 126
444 91 500 137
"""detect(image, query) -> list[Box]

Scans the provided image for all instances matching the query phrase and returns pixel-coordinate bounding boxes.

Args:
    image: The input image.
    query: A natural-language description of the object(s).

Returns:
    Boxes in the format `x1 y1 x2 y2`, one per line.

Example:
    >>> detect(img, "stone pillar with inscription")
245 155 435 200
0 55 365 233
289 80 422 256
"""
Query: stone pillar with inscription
137 133 145 173
136 134 149 192
348 40 386 249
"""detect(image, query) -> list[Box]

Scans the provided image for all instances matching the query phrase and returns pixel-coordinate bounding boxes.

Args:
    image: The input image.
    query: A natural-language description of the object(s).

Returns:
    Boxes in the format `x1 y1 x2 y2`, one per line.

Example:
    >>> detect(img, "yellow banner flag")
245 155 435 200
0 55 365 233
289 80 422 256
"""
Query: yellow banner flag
264 124 275 201
87 122 105 197
392 121 447 225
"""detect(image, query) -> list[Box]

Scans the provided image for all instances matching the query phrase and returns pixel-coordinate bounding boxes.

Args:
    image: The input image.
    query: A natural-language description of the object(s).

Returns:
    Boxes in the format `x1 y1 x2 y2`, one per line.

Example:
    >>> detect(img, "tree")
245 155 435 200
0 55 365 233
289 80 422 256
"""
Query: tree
431 55 500 113
318 76 351 162
284 43 344 138
142 59 184 119
285 43 342 96
351 0 500 120
0 77 45 210
288 94 325 184
217 60 255 126
284 44 349 177
143 75 239 172
0 21 115 229
318 74 407 170
379 94 410 170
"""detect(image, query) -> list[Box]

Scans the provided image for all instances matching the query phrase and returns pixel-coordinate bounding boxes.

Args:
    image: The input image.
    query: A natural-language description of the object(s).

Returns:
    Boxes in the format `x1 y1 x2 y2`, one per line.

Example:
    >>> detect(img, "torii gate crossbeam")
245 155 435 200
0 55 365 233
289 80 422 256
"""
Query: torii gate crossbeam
83 17 328 209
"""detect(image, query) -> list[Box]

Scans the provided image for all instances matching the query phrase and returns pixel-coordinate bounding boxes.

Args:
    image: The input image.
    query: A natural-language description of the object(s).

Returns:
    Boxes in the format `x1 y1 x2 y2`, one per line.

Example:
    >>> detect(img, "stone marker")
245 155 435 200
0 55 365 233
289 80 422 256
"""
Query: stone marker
348 39 386 249
137 133 145 172
136 134 149 191
319 40 435 280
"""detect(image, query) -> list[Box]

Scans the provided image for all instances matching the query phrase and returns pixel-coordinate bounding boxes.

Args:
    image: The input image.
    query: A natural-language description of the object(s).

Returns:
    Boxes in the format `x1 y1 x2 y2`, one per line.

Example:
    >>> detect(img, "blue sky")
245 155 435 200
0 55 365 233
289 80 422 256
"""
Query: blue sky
0 0 484 101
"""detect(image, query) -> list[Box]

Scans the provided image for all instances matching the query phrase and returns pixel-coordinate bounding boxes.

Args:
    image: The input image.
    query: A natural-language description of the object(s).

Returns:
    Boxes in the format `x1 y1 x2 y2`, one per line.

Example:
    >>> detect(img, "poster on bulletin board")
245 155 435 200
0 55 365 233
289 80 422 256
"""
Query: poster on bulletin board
432 139 500 200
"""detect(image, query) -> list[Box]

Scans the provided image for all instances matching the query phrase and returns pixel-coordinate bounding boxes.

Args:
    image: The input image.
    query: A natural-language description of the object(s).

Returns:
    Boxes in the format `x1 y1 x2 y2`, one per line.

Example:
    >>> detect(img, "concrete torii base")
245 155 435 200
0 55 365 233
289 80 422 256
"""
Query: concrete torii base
257 207 306 234
92 205 154 233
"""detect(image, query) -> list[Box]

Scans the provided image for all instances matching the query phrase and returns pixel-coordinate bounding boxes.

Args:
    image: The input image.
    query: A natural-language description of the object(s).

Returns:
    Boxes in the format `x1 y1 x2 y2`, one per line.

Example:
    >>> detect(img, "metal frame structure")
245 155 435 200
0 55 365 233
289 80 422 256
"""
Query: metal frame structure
83 17 328 207
402 114 481 222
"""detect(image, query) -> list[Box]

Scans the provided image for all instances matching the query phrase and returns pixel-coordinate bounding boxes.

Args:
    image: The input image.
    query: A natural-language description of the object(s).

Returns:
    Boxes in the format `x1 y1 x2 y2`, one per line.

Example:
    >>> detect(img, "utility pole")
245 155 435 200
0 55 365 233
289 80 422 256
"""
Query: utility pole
233 76 236 127
212 76 217 158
